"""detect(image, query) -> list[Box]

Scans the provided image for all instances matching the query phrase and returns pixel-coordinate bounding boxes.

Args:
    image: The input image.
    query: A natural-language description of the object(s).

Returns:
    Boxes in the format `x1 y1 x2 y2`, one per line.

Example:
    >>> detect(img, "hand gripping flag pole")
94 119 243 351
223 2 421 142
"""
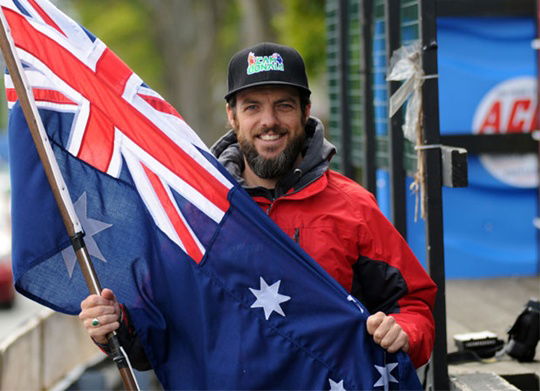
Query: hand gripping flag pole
0 8 140 391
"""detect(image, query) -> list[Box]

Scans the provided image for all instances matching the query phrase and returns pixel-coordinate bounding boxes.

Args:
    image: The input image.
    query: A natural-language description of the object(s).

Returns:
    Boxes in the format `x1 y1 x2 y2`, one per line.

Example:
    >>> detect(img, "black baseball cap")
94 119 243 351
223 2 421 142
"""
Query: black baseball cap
225 42 311 100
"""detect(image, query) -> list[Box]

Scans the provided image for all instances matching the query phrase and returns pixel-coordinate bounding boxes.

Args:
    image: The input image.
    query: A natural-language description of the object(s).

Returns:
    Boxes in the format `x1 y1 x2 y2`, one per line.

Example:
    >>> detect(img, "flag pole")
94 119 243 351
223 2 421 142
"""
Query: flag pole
0 9 140 391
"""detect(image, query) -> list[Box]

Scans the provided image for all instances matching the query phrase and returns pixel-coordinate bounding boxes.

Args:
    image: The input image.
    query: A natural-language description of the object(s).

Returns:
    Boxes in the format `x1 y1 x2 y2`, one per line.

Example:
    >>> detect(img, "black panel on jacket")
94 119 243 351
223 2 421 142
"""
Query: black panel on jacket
99 308 152 371
116 320 152 371
351 255 408 315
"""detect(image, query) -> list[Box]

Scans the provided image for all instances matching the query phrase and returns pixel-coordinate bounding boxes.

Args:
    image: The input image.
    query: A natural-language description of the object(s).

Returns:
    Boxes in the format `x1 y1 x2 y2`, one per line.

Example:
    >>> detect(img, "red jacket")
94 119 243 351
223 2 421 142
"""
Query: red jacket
212 118 437 368
252 170 436 367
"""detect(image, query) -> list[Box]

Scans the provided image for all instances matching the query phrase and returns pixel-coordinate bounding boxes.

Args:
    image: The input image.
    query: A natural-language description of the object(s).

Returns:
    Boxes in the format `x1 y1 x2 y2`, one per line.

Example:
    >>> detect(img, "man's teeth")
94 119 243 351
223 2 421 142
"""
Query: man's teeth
259 133 281 141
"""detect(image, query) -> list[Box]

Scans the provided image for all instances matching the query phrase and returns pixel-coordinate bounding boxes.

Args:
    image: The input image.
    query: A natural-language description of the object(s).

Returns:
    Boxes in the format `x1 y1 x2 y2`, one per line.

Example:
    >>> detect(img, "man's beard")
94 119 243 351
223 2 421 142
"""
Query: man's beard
238 128 305 180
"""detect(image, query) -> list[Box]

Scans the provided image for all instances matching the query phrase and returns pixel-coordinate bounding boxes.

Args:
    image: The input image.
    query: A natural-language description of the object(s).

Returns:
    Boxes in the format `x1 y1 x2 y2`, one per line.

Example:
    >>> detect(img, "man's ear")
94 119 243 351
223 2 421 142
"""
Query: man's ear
226 103 236 130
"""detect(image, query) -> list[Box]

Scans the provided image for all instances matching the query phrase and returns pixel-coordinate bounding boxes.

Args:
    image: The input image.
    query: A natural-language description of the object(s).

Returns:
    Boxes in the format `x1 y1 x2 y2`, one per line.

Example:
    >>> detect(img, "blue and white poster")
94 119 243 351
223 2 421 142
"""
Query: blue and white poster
414 17 538 278
375 17 538 278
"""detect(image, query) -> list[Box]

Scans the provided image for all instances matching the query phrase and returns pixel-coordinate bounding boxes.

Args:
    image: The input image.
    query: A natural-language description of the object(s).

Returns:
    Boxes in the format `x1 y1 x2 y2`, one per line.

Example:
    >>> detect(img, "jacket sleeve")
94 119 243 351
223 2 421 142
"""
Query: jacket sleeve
93 304 152 371
351 194 437 368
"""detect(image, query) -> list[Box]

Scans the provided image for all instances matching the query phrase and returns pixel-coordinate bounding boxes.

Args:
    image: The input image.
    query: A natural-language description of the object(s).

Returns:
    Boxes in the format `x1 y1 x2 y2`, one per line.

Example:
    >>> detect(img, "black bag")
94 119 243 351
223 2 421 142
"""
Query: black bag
506 299 540 362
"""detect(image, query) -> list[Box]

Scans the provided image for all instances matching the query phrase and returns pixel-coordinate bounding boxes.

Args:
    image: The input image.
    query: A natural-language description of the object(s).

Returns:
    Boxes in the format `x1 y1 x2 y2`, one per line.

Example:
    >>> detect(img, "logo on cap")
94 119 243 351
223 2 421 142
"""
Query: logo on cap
247 52 284 75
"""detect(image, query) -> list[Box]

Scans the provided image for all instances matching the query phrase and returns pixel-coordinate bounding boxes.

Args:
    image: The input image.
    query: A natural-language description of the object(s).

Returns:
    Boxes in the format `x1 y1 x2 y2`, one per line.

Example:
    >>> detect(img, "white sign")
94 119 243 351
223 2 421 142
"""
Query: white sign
472 76 537 188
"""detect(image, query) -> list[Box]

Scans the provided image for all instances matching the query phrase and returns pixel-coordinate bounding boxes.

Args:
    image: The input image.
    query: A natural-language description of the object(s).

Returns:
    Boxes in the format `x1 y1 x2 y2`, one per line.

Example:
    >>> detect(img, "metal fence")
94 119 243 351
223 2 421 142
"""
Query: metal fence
326 1 449 389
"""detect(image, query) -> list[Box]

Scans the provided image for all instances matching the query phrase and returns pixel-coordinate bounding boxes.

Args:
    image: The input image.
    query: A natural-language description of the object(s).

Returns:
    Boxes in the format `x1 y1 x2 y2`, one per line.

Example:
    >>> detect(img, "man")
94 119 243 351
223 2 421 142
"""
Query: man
80 42 437 370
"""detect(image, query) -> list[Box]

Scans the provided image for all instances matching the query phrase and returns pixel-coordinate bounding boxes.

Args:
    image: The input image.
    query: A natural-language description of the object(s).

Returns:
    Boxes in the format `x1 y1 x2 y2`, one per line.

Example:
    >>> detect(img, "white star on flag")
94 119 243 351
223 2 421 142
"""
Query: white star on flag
249 277 291 320
373 362 399 390
61 192 112 277
329 378 347 391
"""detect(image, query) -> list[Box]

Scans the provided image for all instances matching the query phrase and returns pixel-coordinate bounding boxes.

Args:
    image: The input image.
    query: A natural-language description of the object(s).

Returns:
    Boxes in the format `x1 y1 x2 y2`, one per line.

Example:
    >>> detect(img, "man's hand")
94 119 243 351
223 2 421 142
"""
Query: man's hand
79 288 121 345
366 311 409 353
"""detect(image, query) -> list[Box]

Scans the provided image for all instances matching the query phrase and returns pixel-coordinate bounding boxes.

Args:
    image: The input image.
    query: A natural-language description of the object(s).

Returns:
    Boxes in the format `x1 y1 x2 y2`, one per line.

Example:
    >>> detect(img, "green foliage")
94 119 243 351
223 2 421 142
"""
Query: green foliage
219 2 242 52
273 0 326 80
216 2 243 77
71 0 164 92
70 0 326 93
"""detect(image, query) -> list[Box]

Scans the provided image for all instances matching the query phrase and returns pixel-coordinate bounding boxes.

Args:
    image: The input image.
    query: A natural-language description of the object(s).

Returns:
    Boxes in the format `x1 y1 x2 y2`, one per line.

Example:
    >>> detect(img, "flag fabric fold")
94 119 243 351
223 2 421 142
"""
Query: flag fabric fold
3 0 422 389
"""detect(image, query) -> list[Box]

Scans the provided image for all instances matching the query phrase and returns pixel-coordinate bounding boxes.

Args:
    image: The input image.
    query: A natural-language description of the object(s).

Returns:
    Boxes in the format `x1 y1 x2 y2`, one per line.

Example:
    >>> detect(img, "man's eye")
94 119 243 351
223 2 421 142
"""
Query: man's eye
244 105 257 111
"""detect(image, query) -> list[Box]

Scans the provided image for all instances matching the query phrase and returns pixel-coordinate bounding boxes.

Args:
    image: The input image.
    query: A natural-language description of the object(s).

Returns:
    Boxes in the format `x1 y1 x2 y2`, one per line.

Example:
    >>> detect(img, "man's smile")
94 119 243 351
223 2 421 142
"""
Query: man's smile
254 130 288 152
258 133 283 141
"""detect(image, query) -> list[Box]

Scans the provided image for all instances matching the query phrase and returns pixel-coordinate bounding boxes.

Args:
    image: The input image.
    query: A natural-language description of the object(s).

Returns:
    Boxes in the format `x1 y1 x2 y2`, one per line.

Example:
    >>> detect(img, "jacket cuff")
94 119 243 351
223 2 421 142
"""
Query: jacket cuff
91 304 129 354
391 314 432 368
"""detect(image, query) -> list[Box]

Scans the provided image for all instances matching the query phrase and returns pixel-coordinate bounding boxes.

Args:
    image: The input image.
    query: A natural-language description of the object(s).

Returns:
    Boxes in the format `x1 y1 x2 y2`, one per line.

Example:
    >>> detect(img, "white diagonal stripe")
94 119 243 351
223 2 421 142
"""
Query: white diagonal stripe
16 49 83 104
106 128 123 177
122 146 186 252
120 133 226 223
66 99 89 156
160 174 206 256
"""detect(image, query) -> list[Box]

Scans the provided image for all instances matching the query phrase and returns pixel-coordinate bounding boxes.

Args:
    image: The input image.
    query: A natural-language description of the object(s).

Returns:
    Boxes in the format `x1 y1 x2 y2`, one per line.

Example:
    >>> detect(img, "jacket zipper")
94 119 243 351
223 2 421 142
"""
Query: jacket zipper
264 202 300 244
264 198 300 242
293 228 300 243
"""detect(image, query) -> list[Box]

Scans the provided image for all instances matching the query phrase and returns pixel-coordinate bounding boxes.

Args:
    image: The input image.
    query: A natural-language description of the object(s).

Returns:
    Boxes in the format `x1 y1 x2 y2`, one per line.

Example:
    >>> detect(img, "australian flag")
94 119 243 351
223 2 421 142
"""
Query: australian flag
3 0 422 389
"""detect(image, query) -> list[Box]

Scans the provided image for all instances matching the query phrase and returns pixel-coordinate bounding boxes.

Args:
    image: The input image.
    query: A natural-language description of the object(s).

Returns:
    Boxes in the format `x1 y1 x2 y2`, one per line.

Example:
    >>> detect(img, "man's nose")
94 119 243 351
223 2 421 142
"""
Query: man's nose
259 107 278 129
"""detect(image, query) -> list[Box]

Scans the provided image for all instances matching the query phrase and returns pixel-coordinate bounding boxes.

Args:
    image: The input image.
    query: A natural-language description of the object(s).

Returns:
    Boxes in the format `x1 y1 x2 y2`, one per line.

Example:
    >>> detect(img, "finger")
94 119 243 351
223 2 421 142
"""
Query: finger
87 321 120 343
80 294 100 310
80 294 113 310
366 312 385 335
372 316 396 345
386 330 409 353
84 313 120 329
379 324 402 350
79 304 118 322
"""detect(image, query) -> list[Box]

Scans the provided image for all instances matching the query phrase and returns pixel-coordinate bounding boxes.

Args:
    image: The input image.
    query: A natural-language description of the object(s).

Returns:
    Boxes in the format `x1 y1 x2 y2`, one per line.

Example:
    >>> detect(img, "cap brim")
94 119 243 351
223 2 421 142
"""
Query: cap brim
224 81 311 100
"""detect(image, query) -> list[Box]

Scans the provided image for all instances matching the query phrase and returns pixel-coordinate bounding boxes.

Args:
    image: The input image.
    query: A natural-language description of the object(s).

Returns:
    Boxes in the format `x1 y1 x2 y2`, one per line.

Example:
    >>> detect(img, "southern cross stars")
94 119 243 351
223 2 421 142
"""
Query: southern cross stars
374 362 399 390
329 378 347 391
61 192 112 277
249 277 291 320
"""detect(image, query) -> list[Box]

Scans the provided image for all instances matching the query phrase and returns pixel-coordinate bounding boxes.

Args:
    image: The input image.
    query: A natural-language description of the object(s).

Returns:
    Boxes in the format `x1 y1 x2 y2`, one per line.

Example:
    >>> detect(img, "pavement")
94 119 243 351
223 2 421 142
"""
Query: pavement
445 276 540 389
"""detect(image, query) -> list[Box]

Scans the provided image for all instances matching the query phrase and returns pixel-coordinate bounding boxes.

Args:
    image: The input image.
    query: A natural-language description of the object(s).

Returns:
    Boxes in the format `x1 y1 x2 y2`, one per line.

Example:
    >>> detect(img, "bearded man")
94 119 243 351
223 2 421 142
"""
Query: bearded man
79 42 437 371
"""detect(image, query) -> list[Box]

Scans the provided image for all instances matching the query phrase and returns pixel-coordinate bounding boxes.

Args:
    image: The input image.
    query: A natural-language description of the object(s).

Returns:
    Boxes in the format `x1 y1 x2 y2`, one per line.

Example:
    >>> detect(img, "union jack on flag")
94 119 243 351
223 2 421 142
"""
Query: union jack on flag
4 1 423 389
3 0 233 263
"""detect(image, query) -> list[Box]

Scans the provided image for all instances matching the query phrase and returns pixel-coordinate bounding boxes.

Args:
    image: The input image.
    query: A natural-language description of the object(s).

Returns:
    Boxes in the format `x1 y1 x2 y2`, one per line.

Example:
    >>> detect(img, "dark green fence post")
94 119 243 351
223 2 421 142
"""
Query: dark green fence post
419 0 450 389
338 0 354 178
361 0 377 194
385 0 407 237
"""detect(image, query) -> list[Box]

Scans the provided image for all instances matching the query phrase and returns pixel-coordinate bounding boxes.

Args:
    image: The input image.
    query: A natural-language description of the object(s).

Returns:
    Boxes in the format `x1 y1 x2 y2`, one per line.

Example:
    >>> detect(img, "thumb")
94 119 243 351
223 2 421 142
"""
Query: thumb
101 288 117 302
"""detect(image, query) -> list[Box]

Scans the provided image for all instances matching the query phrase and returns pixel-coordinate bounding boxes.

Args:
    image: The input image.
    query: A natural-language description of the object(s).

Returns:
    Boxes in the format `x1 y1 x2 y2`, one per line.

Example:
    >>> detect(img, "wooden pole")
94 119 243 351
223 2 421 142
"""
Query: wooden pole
0 7 139 391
